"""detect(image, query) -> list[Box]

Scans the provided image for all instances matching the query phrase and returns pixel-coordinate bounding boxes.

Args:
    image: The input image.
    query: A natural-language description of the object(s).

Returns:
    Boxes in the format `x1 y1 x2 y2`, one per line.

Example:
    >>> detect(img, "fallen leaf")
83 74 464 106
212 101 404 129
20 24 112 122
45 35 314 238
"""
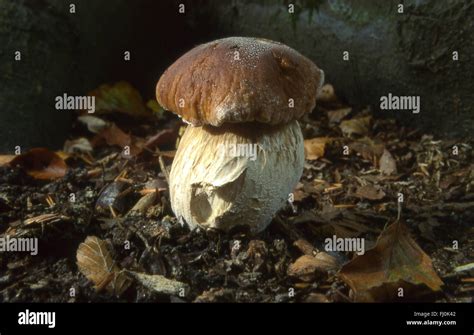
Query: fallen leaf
10 148 67 180
90 81 150 118
97 123 131 147
288 253 340 281
292 189 306 202
354 184 386 200
128 192 157 215
339 221 444 302
350 137 385 162
55 151 70 161
146 99 166 119
293 239 316 256
63 137 93 154
287 255 321 281
340 116 371 137
379 148 397 175
327 107 351 124
304 137 330 160
0 155 16 166
78 115 109 134
126 271 189 296
76 236 130 296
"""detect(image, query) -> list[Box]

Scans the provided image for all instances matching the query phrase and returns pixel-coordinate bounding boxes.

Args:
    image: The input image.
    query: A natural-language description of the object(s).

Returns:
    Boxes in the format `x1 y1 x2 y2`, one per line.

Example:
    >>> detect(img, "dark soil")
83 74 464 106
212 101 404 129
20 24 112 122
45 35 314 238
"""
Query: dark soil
0 89 473 303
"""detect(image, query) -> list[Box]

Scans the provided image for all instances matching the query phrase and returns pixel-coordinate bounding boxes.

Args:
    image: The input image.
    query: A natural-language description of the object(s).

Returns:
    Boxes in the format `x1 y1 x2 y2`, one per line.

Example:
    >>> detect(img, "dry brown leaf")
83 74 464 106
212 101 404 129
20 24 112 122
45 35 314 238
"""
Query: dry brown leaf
293 239 316 256
55 151 71 162
128 192 157 215
327 107 351 124
354 184 386 200
89 81 151 118
292 189 306 202
340 116 371 137
76 236 130 296
9 148 67 180
97 123 131 147
350 137 385 162
287 255 321 281
339 221 444 302
288 253 340 281
379 148 398 175
0 155 15 166
304 137 330 160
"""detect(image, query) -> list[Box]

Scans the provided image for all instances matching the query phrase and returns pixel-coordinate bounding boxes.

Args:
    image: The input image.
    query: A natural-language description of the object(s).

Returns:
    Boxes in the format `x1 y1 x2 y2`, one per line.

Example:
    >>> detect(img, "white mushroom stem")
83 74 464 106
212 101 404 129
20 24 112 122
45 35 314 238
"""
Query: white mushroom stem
169 120 304 233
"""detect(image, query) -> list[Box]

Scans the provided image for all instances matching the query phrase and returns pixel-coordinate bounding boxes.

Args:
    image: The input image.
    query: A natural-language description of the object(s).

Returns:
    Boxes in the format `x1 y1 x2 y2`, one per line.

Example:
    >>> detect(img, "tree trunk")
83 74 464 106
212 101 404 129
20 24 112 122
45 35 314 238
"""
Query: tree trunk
0 0 199 152
192 0 474 137
0 0 78 152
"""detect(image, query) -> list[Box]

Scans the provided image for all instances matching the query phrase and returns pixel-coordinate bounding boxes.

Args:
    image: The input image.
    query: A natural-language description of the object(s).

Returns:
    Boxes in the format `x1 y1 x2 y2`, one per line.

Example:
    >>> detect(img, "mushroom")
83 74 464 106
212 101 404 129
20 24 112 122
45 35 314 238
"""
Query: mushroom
156 37 324 233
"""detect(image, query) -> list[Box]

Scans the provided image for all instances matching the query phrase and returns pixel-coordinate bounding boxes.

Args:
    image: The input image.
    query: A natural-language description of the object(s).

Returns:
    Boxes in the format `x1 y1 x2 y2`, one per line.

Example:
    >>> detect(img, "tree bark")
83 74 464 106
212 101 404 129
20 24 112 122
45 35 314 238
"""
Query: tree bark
0 0 78 152
192 0 474 137
0 0 199 152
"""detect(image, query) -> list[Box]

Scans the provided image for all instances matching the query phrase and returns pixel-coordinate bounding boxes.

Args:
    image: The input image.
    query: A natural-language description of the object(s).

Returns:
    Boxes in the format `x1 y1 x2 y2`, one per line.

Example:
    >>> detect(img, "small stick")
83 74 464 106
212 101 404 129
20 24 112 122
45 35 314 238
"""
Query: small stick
109 205 117 218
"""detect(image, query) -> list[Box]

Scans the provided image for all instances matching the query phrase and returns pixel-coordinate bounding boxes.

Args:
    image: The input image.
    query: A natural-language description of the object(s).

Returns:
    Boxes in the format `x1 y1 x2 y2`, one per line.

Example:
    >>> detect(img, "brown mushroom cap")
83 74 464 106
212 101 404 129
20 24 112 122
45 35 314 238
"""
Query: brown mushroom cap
156 37 324 126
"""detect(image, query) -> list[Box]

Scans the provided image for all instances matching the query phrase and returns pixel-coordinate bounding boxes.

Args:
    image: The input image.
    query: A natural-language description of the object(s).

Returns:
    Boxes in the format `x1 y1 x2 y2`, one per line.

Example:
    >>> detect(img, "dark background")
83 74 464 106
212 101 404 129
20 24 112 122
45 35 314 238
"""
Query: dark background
0 0 472 152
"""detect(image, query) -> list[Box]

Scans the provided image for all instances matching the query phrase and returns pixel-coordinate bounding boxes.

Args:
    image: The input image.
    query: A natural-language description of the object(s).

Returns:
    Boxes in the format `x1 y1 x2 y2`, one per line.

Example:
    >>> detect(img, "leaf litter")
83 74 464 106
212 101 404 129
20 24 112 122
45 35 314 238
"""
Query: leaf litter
0 81 472 302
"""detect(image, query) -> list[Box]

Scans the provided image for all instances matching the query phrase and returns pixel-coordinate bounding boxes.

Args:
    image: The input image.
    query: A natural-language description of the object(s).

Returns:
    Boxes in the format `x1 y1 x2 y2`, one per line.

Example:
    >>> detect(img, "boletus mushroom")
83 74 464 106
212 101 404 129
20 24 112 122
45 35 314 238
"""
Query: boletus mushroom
156 37 324 233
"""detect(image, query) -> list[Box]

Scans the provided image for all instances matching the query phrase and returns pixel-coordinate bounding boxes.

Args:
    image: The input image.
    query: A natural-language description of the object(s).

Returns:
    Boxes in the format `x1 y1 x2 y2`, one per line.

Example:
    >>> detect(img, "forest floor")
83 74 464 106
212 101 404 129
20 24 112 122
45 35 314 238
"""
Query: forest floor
0 82 473 303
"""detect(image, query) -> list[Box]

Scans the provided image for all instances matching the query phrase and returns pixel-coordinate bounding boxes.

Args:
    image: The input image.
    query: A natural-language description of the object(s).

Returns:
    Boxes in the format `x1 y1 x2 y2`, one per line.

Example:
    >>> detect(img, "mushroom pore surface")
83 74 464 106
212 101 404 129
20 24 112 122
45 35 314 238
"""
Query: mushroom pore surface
169 120 304 233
